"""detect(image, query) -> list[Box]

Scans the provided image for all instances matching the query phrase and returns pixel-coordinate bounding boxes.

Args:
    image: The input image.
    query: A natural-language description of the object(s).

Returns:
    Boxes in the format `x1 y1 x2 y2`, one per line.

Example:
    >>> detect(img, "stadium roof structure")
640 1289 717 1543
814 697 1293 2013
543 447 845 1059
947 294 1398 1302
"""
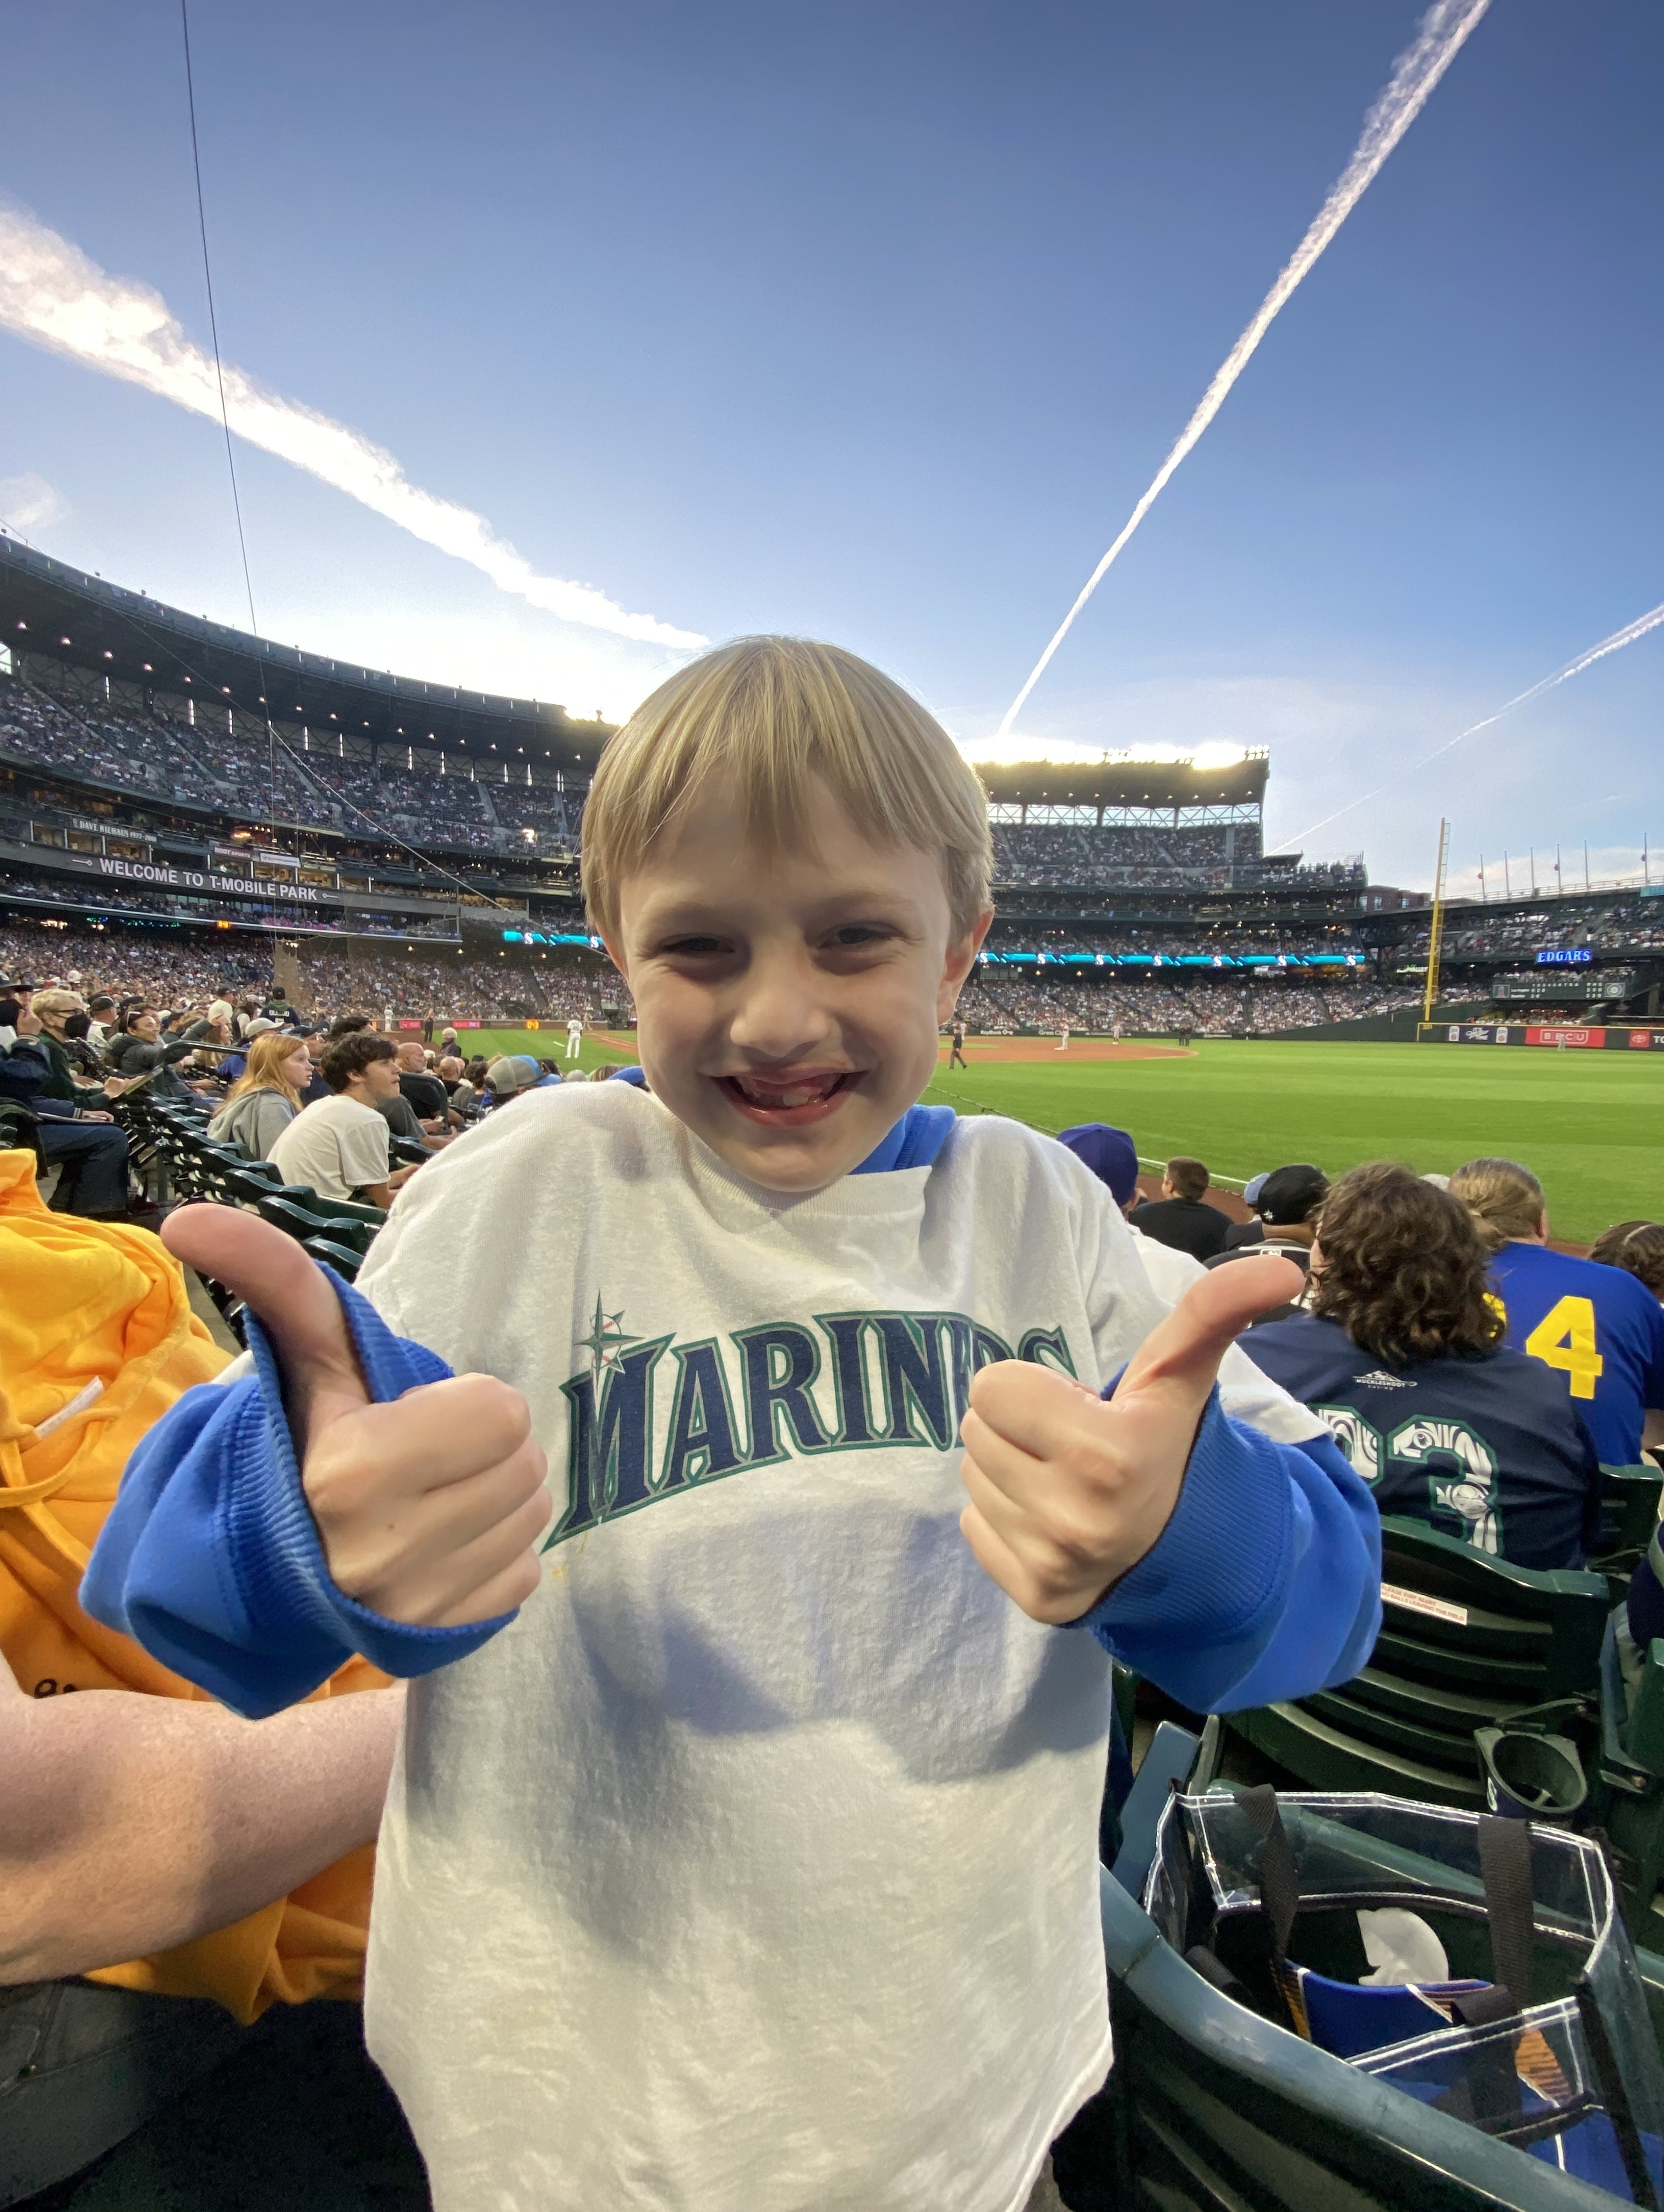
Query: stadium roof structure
975 750 1267 821
0 535 614 769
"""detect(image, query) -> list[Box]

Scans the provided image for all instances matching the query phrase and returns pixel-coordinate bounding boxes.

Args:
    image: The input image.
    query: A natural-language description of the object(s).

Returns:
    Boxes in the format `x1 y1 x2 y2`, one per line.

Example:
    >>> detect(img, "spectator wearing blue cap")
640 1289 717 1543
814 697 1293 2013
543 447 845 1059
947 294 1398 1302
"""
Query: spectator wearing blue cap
1057 1124 1209 1304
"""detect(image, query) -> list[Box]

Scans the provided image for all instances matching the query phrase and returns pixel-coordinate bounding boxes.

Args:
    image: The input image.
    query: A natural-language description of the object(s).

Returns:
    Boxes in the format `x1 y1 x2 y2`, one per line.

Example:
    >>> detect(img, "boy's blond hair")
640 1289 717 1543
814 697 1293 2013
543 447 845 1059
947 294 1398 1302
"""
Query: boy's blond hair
581 637 993 939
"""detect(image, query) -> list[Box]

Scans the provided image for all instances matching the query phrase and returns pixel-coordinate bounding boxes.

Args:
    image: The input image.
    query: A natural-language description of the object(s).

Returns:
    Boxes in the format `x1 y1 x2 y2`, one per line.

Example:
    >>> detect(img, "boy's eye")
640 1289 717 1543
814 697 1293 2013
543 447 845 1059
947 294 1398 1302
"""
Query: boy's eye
827 924 893 947
660 934 726 957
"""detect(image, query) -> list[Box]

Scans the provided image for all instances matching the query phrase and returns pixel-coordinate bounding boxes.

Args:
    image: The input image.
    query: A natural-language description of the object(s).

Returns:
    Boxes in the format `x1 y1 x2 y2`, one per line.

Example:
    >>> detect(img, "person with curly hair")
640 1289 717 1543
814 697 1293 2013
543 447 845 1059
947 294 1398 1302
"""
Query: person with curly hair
1240 1161 1603 1569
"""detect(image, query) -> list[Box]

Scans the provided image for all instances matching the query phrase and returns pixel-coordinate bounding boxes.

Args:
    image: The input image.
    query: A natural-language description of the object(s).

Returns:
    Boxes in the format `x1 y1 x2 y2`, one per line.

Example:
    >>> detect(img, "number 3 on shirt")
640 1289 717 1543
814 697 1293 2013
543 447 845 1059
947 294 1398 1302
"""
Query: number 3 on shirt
1524 1295 1604 1400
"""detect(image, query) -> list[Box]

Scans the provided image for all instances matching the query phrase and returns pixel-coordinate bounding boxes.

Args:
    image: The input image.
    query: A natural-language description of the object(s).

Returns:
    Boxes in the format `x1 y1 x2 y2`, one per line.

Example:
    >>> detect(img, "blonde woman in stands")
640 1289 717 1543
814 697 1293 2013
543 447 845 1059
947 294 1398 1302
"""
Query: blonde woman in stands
207 1032 311 1161
1451 1157 1664 1466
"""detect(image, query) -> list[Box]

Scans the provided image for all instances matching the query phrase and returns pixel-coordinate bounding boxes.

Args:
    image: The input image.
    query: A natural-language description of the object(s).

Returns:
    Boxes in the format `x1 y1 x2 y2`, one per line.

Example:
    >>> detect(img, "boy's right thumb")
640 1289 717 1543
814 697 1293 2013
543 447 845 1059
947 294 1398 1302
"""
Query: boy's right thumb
162 1204 371 1435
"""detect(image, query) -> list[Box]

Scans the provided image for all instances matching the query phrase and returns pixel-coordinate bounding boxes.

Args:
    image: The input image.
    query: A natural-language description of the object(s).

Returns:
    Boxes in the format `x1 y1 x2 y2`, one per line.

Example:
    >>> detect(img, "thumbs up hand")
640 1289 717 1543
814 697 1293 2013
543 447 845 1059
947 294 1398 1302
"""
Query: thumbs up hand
161 1206 553 1628
957 1259 1304 1624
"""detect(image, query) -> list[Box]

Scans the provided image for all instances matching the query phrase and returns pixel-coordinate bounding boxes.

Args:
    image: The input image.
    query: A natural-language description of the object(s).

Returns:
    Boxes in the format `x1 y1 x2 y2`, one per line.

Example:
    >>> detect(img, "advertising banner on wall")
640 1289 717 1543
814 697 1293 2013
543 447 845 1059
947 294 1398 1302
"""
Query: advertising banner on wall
1427 1024 1664 1050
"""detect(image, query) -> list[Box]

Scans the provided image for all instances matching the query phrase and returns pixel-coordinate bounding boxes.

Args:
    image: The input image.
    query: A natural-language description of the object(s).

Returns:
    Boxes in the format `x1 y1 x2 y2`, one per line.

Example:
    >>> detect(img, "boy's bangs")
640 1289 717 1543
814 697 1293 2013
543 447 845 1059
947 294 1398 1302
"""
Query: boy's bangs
582 638 993 937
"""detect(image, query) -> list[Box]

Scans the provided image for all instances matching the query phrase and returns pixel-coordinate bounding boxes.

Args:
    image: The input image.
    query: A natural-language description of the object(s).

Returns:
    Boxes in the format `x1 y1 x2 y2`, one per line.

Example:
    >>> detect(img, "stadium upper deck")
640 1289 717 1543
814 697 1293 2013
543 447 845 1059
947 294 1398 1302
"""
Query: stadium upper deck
0 535 1441 1049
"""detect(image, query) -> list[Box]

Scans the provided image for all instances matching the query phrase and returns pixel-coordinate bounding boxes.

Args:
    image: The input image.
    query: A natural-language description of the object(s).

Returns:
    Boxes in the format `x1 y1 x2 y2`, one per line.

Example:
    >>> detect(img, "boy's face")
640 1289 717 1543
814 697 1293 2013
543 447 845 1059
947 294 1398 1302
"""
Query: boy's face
607 775 989 1194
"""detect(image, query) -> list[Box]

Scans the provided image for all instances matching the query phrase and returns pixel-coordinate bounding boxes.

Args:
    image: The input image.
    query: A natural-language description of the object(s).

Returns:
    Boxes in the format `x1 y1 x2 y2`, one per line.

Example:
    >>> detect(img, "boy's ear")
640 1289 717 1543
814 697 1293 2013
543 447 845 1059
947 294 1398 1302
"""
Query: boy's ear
937 908 994 1022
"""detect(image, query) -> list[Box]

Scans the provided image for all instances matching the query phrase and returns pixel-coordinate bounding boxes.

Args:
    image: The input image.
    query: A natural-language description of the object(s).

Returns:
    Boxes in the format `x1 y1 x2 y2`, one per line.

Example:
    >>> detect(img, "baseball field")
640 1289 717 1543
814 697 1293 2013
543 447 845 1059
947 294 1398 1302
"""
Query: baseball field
456 1031 1659 1247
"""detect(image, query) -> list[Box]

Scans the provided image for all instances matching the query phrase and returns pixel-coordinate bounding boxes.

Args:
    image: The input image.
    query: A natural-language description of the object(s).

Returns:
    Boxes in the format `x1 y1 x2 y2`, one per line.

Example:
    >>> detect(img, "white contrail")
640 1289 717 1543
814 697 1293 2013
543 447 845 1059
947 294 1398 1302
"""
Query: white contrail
998 0 1490 738
1274 598 1664 853
0 200 706 650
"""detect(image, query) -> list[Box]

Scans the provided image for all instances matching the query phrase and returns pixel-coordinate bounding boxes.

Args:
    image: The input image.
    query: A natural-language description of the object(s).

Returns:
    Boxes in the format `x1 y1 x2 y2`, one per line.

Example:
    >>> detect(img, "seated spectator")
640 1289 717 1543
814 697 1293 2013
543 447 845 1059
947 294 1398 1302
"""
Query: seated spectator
1129 1154 1228 1260
215 1013 281 1086
0 1006 133 1220
269 1034 420 1210
395 1040 455 1130
1451 1157 1664 1465
483 1054 562 1106
86 994 117 1047
29 990 118 1101
208 1033 311 1161
106 1009 206 1100
295 1028 331 1106
1242 1163 1603 1569
1590 1221 1664 1302
1221 1163 1327 1253
1058 1122 1203 1305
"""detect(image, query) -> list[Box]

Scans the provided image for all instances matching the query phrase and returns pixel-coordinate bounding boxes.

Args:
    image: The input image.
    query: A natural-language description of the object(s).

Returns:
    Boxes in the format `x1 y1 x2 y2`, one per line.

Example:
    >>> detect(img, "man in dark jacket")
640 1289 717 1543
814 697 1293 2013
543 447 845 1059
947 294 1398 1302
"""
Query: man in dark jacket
0 1007 132 1218
1129 1156 1229 1260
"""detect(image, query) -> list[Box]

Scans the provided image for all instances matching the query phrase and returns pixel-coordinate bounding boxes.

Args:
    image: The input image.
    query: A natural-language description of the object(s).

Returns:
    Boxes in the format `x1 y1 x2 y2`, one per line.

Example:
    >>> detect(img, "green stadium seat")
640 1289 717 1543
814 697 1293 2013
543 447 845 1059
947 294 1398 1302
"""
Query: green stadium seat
1226 1517 1611 1809
303 1236 364 1283
1596 1465 1664 1562
1593 1620 1664 1951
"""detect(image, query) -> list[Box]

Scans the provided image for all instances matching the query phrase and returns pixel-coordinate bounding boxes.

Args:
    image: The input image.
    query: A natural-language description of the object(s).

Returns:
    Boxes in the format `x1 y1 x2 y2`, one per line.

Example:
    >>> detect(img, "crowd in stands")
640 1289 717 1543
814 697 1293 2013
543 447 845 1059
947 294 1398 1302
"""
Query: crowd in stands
1406 894 1664 958
0 671 573 857
989 821 1243 887
960 971 1419 1036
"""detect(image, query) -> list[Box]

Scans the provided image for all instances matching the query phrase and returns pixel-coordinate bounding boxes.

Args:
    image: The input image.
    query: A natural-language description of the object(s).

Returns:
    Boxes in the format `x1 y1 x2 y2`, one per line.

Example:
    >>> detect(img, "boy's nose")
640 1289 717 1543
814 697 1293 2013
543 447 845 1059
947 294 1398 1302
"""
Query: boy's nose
727 954 836 1060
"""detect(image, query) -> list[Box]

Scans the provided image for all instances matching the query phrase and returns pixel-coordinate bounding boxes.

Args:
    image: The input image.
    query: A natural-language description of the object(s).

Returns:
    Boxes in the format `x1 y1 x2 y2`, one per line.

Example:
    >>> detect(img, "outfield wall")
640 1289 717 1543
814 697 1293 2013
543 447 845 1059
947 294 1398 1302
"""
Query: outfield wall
1420 1021 1664 1051
1258 1002 1487 1043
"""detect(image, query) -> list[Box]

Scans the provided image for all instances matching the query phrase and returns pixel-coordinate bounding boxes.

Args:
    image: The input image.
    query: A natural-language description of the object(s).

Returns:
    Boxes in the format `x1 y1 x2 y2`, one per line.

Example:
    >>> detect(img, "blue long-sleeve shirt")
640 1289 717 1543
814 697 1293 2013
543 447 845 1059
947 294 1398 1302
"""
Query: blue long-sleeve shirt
84 1262 1380 1722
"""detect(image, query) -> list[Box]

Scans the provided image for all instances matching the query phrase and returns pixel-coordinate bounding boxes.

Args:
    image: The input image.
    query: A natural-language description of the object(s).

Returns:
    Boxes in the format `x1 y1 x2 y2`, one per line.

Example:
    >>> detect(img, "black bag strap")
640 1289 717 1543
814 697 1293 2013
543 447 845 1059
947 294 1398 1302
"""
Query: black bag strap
1235 1785 1299 1972
1453 1815 1536 2027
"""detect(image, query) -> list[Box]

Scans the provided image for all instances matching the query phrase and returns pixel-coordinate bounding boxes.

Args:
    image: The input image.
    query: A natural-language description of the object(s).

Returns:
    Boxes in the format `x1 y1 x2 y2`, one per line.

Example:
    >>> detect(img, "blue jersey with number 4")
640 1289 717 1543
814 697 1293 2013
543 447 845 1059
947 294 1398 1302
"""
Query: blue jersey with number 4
1240 1313 1603 1571
1490 1242 1664 1467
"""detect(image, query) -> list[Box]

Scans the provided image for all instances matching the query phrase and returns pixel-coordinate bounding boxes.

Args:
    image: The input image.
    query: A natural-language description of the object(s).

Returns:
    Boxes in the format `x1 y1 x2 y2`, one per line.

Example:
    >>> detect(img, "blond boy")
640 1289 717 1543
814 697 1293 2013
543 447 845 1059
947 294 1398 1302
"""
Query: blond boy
87 639 1378 2211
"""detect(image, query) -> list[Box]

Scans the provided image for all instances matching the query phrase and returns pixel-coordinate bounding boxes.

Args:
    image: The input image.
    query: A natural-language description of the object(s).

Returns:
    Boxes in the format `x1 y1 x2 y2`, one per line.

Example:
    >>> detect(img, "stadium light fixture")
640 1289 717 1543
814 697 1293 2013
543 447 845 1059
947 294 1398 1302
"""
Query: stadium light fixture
59 635 70 645
142 662 152 672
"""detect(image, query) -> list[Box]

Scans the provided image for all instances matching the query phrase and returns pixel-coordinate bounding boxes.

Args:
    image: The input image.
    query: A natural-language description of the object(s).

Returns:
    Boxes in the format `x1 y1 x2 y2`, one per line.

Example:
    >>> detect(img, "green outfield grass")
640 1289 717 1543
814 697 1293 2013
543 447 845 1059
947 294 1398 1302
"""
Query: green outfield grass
448 1031 1658 1245
919 1040 1661 1247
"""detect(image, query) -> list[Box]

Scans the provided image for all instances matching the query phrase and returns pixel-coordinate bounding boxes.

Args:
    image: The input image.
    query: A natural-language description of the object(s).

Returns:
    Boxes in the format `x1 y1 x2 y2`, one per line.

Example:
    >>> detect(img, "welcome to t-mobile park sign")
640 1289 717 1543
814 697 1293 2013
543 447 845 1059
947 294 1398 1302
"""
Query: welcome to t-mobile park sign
97 854 322 903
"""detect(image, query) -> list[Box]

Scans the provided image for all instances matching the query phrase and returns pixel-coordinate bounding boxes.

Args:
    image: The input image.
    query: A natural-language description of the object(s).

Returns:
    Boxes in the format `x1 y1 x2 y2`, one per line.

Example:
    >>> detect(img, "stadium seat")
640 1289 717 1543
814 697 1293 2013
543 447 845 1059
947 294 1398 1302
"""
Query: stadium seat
1226 1517 1611 1809
256 1194 379 1255
1594 1621 1664 1951
303 1235 365 1283
1597 1466 1664 1563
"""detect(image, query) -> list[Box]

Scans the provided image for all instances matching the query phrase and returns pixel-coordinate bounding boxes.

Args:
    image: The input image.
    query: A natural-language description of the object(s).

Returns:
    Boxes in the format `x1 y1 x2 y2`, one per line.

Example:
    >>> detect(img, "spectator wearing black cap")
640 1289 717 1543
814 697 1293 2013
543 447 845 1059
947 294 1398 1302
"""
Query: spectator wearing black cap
1129 1155 1228 1261
1240 1162 1603 1571
1221 1163 1328 1254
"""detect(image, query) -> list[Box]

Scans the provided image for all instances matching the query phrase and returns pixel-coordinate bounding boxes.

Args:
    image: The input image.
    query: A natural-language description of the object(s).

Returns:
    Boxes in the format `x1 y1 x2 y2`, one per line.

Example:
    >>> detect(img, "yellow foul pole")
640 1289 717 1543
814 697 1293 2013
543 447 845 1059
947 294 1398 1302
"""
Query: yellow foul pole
1422 817 1450 1027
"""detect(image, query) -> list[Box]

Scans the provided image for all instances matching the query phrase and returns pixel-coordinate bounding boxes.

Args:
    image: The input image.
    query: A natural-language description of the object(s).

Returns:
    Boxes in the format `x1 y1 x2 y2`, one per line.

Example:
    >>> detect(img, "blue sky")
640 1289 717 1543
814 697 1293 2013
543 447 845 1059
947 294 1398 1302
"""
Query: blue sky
1 0 1660 891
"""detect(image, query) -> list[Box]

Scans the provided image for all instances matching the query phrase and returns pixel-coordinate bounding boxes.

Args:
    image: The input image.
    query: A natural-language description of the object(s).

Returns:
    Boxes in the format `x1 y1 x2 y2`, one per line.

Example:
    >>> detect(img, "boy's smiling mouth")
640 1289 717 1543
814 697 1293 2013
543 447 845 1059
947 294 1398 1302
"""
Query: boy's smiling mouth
715 1068 861 1126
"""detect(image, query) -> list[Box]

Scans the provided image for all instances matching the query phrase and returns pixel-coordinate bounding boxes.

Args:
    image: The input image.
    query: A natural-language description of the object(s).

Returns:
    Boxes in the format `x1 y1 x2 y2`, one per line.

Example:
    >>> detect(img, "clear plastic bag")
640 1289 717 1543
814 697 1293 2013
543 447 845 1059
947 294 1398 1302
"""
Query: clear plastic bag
1146 1790 1664 2204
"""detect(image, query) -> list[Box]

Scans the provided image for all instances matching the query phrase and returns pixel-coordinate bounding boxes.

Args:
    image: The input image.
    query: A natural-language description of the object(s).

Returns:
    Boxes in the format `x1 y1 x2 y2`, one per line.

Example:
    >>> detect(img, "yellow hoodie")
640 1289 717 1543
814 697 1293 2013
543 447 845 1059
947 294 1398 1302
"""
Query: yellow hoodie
0 1152 385 2021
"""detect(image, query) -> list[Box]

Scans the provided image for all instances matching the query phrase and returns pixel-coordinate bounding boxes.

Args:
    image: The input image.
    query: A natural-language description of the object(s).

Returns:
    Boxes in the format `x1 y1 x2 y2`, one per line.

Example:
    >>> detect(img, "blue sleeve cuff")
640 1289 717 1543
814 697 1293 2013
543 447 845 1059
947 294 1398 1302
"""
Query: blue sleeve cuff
82 1272 523 1719
1074 1379 1381 1714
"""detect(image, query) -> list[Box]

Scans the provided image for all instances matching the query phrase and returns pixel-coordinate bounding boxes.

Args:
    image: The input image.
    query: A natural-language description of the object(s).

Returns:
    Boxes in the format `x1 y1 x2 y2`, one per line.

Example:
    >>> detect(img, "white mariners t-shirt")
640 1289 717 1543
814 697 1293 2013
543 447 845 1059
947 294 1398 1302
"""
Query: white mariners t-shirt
351 1085 1320 2212
268 1093 390 1200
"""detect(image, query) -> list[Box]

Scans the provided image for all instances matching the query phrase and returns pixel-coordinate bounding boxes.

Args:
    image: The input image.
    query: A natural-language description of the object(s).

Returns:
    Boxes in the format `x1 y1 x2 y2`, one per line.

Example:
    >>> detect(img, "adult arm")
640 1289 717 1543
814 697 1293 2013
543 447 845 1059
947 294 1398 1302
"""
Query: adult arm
0 1651 404 1984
